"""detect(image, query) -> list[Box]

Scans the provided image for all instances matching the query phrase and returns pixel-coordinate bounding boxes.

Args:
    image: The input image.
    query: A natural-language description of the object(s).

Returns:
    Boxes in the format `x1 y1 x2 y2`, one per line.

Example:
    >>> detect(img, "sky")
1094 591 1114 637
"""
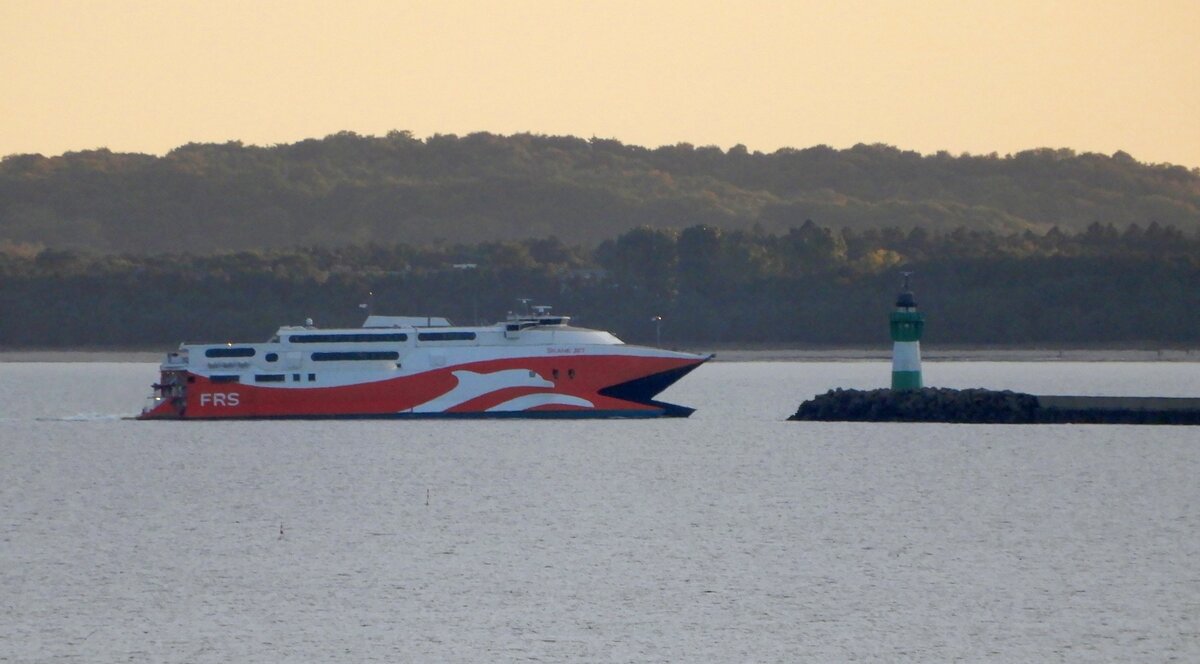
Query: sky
2 0 1198 167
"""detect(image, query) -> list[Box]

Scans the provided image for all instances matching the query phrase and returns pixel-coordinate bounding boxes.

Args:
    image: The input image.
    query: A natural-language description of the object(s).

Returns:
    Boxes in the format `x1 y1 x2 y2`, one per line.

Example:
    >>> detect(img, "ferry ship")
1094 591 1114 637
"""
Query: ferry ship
138 308 711 419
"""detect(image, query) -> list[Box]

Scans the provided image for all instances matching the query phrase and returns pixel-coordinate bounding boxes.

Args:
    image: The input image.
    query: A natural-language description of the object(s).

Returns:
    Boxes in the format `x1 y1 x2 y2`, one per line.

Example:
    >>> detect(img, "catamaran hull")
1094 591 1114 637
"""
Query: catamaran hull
139 354 708 420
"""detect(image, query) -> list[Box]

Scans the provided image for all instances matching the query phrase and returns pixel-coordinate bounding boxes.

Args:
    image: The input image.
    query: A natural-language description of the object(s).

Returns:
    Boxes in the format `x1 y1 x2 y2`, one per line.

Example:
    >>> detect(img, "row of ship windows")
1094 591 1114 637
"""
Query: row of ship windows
212 374 317 384
211 366 583 385
204 332 476 358
207 350 401 362
215 369 581 385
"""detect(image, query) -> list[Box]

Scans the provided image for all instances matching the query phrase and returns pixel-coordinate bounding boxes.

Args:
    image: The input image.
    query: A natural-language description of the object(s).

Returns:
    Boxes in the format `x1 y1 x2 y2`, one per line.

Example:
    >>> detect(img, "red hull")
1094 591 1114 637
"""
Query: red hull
139 354 707 420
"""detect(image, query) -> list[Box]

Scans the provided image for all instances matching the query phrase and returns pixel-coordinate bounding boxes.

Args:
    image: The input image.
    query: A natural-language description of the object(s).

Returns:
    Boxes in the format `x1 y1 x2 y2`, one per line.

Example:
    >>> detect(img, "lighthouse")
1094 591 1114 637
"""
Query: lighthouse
890 272 925 390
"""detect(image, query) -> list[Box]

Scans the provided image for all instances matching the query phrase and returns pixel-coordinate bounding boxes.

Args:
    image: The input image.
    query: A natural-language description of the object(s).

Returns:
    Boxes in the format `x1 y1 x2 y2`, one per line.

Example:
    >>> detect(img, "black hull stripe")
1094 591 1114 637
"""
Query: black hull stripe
143 408 679 421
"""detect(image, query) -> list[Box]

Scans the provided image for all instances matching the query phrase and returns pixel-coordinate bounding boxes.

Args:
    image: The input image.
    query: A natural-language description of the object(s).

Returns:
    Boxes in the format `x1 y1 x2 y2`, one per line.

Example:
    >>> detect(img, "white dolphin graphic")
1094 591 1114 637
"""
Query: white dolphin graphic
487 393 594 412
411 369 555 413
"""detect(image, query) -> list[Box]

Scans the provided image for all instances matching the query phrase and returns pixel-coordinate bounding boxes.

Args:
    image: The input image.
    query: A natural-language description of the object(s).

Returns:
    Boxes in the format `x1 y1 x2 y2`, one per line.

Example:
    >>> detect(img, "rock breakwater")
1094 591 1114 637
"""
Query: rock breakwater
789 388 1200 424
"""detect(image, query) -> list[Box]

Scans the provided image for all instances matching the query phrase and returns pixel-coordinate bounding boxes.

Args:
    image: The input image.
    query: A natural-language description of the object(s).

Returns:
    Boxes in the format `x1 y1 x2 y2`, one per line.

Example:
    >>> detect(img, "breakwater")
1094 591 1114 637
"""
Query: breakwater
789 388 1200 424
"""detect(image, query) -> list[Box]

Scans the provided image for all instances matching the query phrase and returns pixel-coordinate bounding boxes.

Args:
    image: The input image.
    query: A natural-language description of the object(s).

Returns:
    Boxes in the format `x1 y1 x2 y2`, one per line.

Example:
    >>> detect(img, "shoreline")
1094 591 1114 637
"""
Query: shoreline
2 347 1197 363
693 348 1200 362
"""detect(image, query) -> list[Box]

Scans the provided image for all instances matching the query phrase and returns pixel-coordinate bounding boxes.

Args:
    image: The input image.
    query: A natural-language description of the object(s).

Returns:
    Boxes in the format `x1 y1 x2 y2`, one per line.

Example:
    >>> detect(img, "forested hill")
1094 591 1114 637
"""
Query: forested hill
2 223 1198 347
2 131 1198 253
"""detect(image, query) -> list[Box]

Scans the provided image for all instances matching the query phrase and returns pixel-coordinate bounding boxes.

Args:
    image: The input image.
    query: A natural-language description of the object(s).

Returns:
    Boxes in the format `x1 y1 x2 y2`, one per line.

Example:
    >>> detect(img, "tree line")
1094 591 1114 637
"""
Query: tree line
1 222 1197 348
2 131 1197 254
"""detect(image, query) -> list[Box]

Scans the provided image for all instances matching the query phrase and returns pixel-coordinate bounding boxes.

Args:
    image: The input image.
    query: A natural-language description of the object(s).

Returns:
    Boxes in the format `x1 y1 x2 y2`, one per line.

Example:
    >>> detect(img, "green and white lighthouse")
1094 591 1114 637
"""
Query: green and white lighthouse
889 272 925 391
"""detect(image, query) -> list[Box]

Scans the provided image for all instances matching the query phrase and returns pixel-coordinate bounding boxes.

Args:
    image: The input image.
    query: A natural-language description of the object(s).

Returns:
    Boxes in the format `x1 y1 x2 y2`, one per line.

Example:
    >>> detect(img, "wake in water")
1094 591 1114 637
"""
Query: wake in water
36 413 135 422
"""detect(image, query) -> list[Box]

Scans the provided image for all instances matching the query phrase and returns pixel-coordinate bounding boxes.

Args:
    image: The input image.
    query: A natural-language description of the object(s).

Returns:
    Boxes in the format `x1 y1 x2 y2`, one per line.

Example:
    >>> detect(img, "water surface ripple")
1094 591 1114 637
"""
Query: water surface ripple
2 362 1198 661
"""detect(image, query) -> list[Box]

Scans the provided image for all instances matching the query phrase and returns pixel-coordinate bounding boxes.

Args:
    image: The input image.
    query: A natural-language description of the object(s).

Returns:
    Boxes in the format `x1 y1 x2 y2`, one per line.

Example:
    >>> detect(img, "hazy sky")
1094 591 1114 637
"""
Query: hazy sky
3 0 1197 167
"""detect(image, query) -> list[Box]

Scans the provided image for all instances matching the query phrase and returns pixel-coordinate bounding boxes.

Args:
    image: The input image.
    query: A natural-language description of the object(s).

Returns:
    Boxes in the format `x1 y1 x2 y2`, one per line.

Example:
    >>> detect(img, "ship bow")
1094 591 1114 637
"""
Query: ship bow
599 354 712 417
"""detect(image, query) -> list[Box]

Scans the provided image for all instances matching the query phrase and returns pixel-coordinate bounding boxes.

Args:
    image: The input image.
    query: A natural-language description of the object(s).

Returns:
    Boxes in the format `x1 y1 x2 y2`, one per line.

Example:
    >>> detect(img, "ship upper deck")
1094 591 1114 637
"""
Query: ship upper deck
270 315 622 348
159 307 719 377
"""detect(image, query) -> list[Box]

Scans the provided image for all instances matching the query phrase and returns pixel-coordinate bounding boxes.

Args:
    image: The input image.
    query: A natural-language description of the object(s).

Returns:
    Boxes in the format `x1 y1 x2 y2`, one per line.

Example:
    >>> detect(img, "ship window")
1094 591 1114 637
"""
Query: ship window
417 331 476 342
291 333 408 343
292 373 301 381
568 368 576 379
254 374 286 383
308 373 316 381
552 369 559 380
265 353 278 362
311 351 401 362
206 347 256 358
210 375 240 384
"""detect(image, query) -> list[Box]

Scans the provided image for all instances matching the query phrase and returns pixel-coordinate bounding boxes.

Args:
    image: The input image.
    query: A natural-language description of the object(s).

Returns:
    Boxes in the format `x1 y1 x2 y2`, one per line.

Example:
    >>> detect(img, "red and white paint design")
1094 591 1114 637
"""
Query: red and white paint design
139 317 710 419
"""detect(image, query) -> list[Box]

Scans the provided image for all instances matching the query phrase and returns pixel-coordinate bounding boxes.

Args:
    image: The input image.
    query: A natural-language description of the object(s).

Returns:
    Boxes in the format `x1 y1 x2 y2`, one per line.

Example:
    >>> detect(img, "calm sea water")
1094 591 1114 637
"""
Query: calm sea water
2 361 1198 662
